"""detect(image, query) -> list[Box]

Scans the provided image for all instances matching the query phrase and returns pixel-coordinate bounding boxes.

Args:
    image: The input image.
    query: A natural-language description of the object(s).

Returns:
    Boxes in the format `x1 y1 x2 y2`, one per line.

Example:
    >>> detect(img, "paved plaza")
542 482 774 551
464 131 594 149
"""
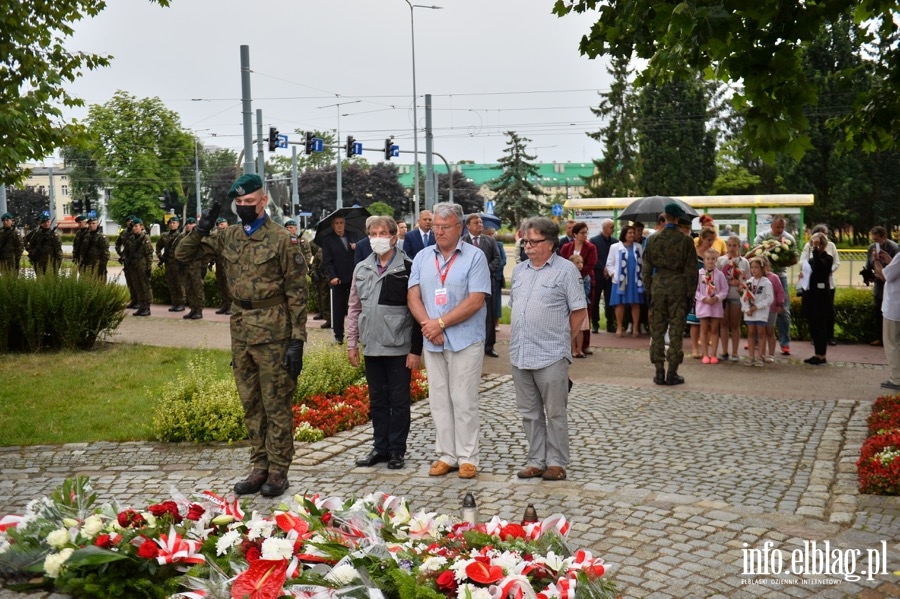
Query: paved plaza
1 310 899 598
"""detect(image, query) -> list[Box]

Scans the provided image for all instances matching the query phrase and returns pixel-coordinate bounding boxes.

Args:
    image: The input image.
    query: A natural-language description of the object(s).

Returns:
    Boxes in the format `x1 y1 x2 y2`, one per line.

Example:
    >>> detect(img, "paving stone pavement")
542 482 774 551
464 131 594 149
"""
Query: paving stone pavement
2 371 900 598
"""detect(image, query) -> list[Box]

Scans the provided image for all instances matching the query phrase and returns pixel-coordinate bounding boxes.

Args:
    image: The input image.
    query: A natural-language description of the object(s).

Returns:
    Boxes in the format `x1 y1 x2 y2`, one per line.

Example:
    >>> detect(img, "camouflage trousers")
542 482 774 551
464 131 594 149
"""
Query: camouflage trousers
131 268 152 308
165 263 185 305
649 288 688 368
183 263 205 311
215 262 231 308
79 261 107 281
315 277 330 320
232 339 297 473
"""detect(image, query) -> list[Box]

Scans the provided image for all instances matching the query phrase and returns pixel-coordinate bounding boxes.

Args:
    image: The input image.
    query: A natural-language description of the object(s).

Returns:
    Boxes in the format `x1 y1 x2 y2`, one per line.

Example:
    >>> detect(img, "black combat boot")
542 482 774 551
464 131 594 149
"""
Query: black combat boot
169 304 185 312
653 363 667 385
260 470 290 498
234 469 269 495
134 306 151 317
666 365 685 386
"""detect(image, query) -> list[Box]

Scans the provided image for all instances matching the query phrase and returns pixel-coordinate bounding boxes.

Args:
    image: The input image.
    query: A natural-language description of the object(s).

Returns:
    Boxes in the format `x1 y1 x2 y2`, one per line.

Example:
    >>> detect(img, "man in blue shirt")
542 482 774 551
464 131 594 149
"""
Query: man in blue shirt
408 202 491 480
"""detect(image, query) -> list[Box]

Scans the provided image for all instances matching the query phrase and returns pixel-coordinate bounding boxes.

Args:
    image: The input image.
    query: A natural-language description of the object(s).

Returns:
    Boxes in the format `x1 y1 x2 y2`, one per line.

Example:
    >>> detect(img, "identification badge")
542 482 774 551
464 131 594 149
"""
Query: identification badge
435 288 448 305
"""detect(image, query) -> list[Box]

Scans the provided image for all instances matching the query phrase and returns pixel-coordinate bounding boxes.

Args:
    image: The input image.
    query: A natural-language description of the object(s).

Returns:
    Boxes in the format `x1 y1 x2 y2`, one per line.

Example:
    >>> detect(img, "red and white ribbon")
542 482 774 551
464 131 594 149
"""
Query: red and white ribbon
154 525 206 566
200 491 244 521
0 515 24 532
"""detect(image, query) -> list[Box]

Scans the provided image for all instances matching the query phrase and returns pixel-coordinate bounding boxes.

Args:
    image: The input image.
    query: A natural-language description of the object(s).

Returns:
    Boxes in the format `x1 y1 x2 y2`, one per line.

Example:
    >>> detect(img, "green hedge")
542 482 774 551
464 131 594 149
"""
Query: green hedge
790 287 878 342
0 268 127 352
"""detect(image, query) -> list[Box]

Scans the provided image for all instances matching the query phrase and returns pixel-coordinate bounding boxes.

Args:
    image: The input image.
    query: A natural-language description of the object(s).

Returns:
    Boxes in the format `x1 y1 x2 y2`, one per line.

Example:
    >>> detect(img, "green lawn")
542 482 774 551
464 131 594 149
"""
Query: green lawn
0 345 232 446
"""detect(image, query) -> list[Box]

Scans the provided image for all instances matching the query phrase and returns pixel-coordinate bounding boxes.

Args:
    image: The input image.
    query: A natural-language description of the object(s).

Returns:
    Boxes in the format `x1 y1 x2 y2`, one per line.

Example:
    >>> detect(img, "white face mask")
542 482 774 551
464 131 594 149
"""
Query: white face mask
370 237 392 256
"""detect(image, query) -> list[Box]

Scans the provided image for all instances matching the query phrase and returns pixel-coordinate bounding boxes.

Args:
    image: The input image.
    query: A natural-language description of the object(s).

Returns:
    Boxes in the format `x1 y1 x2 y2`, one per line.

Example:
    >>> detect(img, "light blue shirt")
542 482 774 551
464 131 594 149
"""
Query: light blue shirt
409 239 491 352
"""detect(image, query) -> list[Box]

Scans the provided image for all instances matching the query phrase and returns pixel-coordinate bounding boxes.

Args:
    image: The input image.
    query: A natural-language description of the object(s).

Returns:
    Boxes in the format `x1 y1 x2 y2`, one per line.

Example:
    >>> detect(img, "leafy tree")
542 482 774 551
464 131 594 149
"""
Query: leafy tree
435 171 484 215
5 187 51 230
298 162 408 225
635 75 716 196
0 0 169 186
552 0 900 161
487 132 545 228
84 91 194 224
366 201 394 217
60 145 104 209
586 55 640 197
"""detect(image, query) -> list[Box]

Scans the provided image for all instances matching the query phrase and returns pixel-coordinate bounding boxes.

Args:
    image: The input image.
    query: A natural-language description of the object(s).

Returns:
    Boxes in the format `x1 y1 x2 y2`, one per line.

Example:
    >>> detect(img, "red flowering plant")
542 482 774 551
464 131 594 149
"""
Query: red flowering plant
857 394 900 495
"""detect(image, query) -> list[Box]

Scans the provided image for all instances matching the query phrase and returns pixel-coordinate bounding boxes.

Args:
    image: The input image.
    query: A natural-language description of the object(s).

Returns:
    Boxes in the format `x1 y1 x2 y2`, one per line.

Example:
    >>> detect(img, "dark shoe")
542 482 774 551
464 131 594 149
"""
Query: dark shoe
133 308 151 317
215 306 228 314
666 368 684 385
806 356 826 365
234 468 268 495
168 305 181 312
335 337 344 345
517 466 545 479
356 450 390 467
320 321 331 329
573 353 585 358
126 302 136 309
653 365 667 385
780 345 791 356
541 466 567 481
387 453 405 469
871 340 884 347
222 309 232 315
189 310 203 320
828 339 837 346
583 349 593 355
881 380 900 391
485 348 499 358
591 327 599 334
260 471 289 497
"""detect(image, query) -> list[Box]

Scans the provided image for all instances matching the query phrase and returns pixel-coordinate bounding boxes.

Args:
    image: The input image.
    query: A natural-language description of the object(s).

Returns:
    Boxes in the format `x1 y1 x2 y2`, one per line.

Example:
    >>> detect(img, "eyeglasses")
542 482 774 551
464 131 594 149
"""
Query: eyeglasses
432 223 458 231
523 238 547 246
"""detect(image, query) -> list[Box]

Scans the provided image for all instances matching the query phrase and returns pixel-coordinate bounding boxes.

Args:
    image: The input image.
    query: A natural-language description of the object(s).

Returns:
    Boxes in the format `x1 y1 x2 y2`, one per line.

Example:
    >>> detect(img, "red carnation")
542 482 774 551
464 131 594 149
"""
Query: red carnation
436 570 458 593
185 503 206 521
94 534 112 548
499 523 526 540
137 539 160 559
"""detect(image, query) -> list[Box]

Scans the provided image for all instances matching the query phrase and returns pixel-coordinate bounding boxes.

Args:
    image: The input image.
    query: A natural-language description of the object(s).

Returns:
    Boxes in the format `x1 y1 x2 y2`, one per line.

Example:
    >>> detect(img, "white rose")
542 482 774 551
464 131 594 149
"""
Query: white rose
261 537 294 561
44 547 74 578
81 515 104 538
46 528 70 549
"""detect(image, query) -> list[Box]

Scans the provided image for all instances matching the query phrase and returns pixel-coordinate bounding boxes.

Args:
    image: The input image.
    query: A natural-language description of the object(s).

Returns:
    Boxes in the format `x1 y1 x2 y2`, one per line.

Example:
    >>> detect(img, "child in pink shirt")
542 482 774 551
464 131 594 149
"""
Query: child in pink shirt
695 249 728 364
763 256 786 363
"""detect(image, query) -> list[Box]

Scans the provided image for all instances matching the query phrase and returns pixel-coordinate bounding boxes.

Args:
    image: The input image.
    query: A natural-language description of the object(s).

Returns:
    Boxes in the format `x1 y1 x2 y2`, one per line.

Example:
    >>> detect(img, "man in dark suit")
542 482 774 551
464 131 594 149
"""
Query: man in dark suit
402 210 434 258
321 216 360 344
589 218 616 333
557 219 576 254
463 214 501 357
353 216 377 265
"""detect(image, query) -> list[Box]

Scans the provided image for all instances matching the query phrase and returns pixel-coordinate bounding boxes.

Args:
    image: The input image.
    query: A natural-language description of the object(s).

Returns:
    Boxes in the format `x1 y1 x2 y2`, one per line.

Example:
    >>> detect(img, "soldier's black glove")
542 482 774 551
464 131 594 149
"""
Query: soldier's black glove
196 202 221 237
282 339 304 379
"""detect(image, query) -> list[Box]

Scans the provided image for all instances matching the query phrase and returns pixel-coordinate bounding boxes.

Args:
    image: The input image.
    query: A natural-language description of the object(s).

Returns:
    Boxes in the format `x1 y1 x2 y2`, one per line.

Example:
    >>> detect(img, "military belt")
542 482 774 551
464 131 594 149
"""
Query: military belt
237 295 287 310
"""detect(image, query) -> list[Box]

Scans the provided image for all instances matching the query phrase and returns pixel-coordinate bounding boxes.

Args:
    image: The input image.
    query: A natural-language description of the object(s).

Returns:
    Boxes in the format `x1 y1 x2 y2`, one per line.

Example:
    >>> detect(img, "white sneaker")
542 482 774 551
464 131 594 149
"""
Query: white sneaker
764 355 774 363
730 355 739 362
626 324 633 334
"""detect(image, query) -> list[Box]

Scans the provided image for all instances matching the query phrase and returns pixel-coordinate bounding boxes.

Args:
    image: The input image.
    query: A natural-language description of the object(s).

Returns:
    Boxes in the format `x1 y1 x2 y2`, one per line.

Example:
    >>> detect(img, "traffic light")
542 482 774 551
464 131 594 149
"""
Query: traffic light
384 138 393 161
346 135 355 159
84 197 92 213
72 199 83 214
281 203 291 216
305 131 314 155
268 127 279 152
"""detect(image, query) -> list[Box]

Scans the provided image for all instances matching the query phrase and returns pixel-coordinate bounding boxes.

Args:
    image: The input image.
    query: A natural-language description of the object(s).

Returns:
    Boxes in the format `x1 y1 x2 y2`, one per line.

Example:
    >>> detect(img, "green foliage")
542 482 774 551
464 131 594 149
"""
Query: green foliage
366 201 395 217
790 288 879 342
150 354 246 443
487 131 546 228
0 267 126 352
293 341 366 401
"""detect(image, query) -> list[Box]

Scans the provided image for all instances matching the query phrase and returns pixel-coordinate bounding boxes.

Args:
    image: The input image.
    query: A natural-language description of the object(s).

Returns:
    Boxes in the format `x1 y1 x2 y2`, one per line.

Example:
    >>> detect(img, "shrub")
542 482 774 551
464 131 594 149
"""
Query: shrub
790 287 878 342
0 267 127 352
150 355 246 443
293 341 366 401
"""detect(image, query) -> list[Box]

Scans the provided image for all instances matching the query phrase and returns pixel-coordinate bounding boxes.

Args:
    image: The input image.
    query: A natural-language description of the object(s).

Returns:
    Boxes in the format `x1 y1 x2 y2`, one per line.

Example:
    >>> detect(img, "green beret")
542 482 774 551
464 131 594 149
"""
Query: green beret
663 202 686 218
215 217 228 224
185 217 197 224
131 217 143 225
74 214 87 222
1 213 12 220
284 220 297 227
125 214 136 222
227 173 263 198
87 216 98 223
168 215 180 223
39 214 51 223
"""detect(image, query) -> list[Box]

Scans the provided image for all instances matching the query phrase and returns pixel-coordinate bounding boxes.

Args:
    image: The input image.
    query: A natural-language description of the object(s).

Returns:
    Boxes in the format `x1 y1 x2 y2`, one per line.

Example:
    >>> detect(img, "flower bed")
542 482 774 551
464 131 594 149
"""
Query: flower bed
857 395 900 495
0 477 618 599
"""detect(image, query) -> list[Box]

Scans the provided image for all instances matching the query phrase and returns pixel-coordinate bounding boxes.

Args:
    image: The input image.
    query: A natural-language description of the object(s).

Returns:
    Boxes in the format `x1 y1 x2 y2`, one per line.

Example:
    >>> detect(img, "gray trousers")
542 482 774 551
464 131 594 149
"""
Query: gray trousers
511 358 570 469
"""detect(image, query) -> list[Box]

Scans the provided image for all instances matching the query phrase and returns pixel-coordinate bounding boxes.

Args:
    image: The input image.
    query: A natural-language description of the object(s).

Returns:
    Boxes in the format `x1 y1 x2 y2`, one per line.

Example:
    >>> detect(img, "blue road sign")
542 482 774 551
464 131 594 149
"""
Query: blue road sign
88 210 97 218
552 203 563 217
297 211 313 217
312 138 324 153
276 134 288 149
352 142 363 156
485 201 495 216
390 144 400 157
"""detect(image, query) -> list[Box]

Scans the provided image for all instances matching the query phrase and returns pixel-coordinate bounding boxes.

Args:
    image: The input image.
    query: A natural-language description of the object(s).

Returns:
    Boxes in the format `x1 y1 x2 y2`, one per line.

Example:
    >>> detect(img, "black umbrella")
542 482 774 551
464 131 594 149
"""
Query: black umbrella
314 206 371 246
616 196 699 224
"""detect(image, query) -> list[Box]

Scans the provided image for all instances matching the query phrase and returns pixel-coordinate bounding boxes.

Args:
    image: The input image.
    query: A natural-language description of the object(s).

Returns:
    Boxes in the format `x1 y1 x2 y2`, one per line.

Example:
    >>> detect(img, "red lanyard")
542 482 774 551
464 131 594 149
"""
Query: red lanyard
435 252 459 287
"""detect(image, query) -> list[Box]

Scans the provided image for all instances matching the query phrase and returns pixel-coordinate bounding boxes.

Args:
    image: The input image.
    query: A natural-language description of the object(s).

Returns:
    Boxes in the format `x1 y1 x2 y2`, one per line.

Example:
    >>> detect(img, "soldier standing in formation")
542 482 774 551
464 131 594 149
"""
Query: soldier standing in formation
310 240 331 327
284 220 313 268
71 214 88 268
179 217 205 320
642 202 698 386
176 173 307 498
26 214 62 276
79 216 109 280
212 217 233 314
123 217 154 316
0 213 23 274
156 216 186 312
116 215 137 308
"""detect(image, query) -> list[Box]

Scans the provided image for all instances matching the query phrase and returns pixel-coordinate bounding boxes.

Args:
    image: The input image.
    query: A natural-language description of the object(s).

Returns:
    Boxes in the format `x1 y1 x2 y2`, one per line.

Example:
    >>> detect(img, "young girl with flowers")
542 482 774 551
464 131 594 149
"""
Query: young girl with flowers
762 256 787 363
695 249 728 364
717 235 749 362
740 257 774 367
568 254 590 358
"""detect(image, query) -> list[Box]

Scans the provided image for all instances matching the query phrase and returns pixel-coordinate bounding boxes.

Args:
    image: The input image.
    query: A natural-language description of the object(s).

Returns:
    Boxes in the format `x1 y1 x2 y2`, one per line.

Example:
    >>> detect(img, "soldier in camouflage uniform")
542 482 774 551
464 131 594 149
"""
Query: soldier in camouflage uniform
176 173 307 498
284 220 313 268
0 213 24 275
642 202 698 386
212 217 233 314
116 215 137 308
178 217 206 320
79 216 110 280
156 216 186 312
123 217 154 316
310 240 331 326
25 214 63 276
71 214 88 267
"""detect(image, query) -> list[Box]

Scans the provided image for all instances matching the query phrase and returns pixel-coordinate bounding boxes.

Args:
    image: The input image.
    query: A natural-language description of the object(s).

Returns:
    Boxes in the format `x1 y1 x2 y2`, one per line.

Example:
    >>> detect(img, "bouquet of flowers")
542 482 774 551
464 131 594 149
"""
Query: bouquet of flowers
0 477 618 599
743 236 799 270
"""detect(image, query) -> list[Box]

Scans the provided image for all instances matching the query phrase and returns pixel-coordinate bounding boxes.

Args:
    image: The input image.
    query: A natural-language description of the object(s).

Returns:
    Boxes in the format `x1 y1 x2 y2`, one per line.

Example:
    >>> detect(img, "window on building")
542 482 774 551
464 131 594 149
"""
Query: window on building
62 185 69 196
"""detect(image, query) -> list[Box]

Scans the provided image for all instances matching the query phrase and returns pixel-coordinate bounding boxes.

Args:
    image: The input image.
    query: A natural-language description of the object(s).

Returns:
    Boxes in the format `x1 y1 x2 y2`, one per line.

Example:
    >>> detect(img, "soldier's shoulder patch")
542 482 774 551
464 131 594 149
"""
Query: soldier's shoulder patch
290 235 299 245
295 253 306 266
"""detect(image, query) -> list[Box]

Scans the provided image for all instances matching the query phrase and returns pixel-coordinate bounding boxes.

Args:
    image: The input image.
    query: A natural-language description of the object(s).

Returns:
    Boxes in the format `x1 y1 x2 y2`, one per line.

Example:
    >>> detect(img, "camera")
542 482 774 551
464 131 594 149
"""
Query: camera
860 267 876 286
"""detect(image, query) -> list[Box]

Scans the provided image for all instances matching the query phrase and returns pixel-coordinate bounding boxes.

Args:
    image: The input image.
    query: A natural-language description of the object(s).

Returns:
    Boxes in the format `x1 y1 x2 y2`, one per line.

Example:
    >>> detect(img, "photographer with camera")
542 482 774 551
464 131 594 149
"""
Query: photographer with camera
864 226 899 346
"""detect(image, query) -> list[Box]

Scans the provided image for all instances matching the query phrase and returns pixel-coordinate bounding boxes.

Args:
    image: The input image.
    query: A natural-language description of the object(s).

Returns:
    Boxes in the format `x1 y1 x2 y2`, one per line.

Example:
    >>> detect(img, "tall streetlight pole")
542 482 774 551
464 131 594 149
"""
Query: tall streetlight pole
317 99 361 209
404 1 442 223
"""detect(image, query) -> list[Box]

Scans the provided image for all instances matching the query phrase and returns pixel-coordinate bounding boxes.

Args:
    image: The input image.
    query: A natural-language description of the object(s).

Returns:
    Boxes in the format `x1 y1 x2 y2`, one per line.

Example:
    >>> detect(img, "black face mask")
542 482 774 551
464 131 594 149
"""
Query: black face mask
236 205 260 225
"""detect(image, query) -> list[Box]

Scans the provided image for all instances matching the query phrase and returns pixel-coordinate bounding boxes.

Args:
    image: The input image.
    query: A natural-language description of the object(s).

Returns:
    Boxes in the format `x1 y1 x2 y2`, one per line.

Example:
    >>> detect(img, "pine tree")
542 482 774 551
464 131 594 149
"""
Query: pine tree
487 132 544 228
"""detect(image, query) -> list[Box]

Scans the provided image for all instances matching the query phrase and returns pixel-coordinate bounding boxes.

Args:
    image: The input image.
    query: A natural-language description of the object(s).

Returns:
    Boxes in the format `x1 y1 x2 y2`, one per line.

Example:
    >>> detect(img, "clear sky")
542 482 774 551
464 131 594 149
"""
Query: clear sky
62 0 612 167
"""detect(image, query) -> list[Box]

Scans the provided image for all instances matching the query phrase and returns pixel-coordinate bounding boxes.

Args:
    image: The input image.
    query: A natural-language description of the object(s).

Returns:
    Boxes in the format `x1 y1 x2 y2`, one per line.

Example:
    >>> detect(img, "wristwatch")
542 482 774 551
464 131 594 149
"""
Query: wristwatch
438 317 446 329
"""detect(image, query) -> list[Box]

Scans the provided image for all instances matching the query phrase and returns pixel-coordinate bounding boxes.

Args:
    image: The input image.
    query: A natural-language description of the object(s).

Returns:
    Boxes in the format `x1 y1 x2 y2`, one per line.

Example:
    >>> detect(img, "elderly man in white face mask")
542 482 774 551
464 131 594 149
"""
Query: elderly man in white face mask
345 216 423 470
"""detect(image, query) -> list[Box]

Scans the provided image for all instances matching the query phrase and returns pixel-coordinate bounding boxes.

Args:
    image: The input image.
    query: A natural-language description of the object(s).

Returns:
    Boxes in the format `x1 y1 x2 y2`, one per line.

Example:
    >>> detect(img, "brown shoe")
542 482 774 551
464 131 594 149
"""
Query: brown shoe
429 460 458 476
541 466 567 481
260 471 290 497
871 340 883 346
234 468 268 495
517 466 545 479
458 463 477 479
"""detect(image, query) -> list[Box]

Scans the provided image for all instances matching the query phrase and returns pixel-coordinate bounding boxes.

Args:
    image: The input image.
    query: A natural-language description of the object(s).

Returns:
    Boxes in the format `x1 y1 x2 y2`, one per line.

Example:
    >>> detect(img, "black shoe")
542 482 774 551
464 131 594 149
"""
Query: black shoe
666 371 685 385
320 321 331 329
881 380 900 391
653 365 667 385
183 311 194 319
805 356 826 365
189 310 203 320
168 305 180 312
335 337 344 345
387 453 405 469
215 306 228 314
234 469 268 495
260 471 290 497
591 327 599 334
169 305 185 312
356 450 390 467
133 308 151 317
485 348 499 358
126 302 136 309
606 327 616 334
